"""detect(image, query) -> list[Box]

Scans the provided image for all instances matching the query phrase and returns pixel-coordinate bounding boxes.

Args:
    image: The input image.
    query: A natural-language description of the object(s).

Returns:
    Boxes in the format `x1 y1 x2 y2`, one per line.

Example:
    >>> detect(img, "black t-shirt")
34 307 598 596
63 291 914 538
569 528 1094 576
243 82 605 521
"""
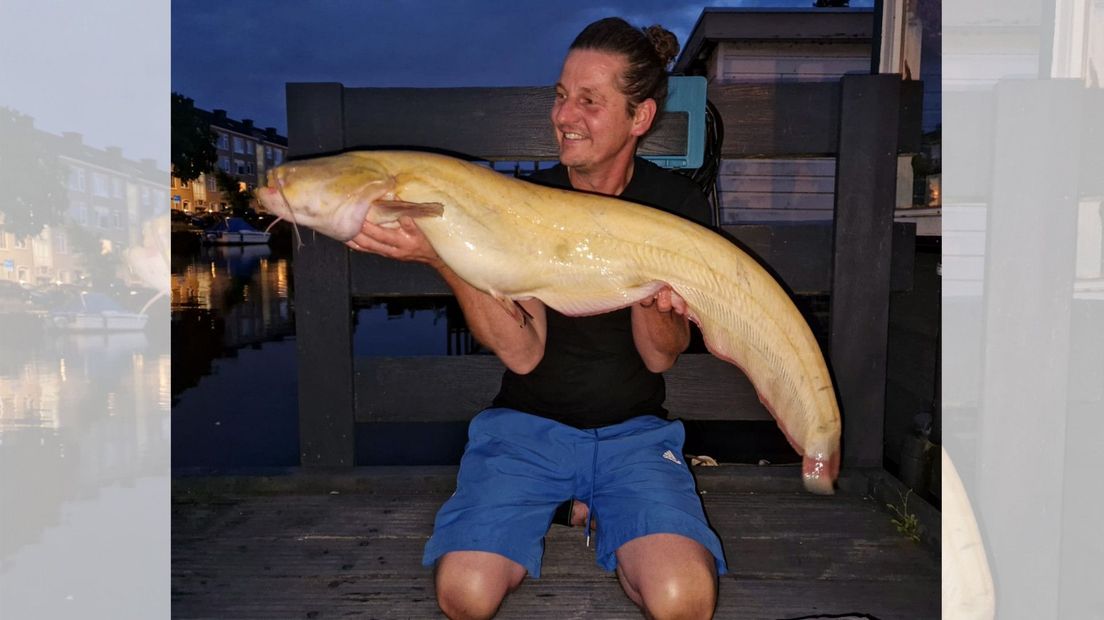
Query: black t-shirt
490 157 712 428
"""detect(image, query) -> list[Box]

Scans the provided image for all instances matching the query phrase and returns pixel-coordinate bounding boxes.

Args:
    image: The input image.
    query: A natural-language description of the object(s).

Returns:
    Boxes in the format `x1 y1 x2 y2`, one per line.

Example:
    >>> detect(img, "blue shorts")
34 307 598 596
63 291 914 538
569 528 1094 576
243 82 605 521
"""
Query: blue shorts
422 408 728 578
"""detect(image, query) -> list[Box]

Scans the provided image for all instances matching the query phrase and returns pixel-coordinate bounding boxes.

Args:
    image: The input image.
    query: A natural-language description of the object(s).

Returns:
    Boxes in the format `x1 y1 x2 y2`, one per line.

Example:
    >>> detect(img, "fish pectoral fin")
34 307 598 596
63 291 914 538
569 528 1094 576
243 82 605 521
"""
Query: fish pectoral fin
489 290 531 328
372 200 445 219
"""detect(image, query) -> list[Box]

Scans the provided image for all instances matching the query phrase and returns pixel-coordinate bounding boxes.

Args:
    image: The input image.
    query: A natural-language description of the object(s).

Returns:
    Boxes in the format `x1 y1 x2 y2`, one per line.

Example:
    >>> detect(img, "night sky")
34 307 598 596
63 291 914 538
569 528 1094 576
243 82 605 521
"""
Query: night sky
171 0 877 135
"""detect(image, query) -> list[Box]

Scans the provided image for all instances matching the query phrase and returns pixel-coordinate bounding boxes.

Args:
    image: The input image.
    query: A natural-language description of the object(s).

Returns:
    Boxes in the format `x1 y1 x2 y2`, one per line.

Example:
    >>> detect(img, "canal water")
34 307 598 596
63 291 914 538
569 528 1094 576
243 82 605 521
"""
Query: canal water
0 297 171 611
170 242 476 469
169 242 797 470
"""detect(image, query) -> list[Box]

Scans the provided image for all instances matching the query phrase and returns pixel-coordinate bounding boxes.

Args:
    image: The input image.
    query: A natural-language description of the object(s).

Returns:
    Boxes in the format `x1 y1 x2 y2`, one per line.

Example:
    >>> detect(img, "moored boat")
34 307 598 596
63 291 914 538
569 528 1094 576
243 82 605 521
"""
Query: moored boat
202 217 271 245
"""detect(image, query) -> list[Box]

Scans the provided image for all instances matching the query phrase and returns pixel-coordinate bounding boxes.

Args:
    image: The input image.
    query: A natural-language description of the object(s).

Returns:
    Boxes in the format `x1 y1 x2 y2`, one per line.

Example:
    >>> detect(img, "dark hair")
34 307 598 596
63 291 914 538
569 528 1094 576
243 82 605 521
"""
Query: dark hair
569 17 680 116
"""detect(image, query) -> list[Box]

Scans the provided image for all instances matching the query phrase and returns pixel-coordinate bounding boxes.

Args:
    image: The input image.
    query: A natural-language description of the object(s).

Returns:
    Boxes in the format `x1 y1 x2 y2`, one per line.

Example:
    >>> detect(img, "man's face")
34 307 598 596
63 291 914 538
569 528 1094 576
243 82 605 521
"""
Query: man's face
552 49 649 173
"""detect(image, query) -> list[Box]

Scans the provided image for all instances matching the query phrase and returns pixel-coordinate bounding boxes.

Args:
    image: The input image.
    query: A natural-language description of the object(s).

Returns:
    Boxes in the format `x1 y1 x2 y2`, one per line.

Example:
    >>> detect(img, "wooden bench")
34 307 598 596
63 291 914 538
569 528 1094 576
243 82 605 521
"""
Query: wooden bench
170 74 940 620
287 75 920 469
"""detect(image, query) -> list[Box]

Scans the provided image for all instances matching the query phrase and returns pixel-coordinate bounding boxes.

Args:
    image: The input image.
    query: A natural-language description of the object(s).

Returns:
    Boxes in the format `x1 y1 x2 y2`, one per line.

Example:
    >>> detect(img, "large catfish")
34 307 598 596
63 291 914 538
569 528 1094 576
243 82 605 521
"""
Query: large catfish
256 150 842 494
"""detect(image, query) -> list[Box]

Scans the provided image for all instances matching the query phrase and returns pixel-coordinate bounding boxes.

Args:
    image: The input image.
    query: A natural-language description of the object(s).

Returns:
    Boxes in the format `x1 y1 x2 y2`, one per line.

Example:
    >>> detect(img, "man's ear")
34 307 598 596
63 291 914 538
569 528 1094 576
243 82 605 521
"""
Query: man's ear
630 98 658 137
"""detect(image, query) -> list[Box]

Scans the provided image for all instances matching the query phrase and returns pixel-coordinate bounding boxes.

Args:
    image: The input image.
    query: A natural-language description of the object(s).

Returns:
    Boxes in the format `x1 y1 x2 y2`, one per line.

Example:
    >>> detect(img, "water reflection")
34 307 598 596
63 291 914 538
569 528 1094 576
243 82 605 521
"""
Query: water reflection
170 243 299 468
170 241 476 467
171 244 294 398
0 323 170 565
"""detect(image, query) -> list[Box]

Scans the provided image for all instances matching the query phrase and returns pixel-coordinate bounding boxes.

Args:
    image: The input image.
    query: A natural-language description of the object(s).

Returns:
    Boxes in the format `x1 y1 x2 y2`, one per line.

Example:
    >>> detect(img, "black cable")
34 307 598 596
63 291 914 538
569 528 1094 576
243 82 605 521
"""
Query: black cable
675 98 725 227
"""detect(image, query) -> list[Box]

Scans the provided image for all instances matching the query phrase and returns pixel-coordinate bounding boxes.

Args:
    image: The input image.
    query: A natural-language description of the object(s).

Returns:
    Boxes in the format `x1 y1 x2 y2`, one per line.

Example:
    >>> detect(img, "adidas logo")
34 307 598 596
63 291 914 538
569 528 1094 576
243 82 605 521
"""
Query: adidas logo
662 450 682 465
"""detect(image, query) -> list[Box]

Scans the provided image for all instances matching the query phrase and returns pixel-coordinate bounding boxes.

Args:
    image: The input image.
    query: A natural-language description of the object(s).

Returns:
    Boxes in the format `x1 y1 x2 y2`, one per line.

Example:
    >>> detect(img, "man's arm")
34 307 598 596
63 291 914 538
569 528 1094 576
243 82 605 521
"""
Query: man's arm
347 216 547 374
631 287 690 373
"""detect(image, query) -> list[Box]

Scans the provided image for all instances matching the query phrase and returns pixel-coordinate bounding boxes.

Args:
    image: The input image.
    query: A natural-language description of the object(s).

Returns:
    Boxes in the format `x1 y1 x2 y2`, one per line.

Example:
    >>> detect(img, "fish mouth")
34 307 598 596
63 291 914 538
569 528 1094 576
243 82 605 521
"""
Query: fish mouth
255 186 289 218
254 174 394 242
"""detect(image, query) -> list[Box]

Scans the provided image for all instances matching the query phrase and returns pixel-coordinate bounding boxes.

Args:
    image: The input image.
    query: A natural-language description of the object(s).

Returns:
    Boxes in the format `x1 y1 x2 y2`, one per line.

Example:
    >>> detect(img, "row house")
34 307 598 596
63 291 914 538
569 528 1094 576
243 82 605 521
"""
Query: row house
172 108 288 213
673 6 936 226
0 113 167 287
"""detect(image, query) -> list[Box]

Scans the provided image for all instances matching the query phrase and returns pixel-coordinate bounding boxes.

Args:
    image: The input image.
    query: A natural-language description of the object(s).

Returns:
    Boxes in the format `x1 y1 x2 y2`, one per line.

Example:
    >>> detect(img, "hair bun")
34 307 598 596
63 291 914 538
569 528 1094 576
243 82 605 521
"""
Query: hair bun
643 25 680 67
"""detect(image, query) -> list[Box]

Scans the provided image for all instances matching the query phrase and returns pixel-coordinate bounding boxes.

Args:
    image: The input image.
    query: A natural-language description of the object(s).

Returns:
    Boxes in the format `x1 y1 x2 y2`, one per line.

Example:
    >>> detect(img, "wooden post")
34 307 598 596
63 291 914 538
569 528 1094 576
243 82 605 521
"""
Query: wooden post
286 83 356 466
830 73 901 468
977 79 1079 618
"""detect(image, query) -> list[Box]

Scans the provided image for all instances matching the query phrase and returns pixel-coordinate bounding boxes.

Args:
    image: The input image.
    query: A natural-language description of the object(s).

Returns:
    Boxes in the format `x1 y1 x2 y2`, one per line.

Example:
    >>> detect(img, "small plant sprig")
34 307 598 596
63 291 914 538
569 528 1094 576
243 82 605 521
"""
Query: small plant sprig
887 488 922 543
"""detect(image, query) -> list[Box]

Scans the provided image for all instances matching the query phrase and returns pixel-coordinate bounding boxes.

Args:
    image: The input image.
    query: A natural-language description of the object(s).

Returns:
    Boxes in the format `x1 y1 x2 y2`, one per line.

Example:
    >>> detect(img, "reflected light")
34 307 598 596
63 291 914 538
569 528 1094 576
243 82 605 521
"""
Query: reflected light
276 260 288 298
158 354 171 412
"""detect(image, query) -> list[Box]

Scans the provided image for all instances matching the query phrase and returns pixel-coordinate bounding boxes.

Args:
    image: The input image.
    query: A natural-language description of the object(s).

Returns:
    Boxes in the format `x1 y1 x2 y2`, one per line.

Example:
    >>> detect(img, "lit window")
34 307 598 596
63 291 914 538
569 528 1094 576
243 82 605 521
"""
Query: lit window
69 166 86 191
92 172 109 197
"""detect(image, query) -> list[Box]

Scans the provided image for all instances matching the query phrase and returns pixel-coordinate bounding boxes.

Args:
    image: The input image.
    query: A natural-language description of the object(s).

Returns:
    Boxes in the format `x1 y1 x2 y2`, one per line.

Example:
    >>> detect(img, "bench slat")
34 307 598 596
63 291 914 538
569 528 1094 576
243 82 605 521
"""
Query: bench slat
354 354 771 423
340 85 687 160
349 222 916 299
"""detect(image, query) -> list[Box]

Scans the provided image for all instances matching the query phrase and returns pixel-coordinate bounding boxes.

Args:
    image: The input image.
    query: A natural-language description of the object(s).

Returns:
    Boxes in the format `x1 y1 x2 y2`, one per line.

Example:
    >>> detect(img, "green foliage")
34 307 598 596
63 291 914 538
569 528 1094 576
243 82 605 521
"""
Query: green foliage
172 93 217 183
887 488 922 544
65 222 121 287
0 107 69 239
215 170 253 216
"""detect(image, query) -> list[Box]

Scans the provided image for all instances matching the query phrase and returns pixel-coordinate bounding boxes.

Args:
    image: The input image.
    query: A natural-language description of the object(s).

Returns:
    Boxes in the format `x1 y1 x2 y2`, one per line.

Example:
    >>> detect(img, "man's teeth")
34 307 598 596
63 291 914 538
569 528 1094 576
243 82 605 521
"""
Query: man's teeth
564 132 585 140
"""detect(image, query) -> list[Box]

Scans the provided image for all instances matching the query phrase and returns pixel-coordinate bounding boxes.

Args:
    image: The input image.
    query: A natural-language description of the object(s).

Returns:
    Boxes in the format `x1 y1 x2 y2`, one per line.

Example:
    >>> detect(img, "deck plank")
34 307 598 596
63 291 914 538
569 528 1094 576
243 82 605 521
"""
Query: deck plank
173 466 939 619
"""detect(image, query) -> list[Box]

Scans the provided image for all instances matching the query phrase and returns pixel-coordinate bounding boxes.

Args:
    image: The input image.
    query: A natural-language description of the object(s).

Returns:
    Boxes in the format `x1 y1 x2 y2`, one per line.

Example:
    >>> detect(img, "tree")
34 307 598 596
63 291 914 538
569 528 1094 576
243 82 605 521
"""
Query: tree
65 222 121 288
0 107 69 239
172 93 217 183
215 170 253 217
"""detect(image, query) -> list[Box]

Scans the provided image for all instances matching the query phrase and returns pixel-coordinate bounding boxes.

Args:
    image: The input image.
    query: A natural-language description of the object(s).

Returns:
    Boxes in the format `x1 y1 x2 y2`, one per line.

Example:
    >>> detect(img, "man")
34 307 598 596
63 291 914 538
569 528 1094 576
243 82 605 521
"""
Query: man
346 18 726 620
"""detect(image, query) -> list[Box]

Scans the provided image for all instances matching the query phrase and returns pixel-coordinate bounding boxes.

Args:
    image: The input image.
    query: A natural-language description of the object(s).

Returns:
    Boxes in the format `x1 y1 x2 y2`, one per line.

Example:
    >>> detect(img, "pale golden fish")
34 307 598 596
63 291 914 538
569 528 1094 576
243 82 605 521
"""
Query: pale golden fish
257 150 842 493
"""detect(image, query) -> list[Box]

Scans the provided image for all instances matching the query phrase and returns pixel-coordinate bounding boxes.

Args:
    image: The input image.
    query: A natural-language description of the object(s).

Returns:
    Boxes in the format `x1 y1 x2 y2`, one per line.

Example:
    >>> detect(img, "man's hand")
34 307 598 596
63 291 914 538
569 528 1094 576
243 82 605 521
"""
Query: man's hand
346 212 547 374
637 287 688 316
345 215 443 268
632 286 691 373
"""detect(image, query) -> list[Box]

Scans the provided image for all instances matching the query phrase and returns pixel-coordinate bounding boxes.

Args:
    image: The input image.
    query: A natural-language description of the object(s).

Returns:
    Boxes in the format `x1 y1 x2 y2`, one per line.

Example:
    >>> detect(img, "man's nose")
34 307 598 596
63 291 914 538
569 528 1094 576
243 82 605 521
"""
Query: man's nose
553 99 580 126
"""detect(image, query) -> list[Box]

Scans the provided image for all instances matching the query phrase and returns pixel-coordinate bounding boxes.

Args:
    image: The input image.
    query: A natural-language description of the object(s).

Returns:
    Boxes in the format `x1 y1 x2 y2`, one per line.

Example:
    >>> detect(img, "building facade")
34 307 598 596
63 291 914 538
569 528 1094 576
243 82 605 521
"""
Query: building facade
172 108 287 214
0 113 166 287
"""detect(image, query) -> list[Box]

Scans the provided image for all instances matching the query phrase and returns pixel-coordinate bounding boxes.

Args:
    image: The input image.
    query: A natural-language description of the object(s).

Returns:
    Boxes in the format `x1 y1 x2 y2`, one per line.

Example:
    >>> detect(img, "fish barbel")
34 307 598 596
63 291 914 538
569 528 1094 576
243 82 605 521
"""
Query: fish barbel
256 150 842 493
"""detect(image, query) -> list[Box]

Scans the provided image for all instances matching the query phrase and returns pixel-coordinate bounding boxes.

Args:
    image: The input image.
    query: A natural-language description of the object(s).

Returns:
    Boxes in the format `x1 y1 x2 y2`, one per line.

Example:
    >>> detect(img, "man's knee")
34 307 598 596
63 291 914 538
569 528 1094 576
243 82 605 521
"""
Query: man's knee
638 569 717 620
434 552 526 620
616 534 718 620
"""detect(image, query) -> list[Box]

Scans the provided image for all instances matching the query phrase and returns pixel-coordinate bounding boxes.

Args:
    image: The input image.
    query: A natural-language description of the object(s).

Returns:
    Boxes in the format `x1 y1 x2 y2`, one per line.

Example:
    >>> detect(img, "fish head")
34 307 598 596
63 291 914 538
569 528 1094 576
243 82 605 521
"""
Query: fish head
255 153 397 241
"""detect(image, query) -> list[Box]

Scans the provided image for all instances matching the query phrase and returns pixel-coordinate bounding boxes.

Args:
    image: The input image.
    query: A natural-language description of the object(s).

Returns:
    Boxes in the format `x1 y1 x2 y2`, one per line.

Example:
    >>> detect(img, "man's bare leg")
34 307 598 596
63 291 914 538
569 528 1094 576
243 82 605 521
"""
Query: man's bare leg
614 533 717 620
434 551 527 620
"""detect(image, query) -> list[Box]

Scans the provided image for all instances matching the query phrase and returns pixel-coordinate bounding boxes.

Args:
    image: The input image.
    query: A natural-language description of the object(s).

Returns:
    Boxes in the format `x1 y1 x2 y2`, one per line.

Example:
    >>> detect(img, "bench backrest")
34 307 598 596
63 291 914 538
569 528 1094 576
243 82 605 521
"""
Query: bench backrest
288 77 919 468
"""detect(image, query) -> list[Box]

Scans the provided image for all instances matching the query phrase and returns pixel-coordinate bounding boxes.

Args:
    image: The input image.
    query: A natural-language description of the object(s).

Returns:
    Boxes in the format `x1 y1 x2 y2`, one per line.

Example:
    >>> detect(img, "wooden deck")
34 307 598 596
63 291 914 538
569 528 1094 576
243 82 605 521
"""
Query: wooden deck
172 466 939 619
